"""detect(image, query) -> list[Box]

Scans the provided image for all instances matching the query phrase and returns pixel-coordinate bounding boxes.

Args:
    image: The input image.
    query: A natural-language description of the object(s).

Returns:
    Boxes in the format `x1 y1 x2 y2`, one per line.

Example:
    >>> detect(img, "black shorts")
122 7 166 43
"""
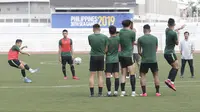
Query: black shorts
119 56 133 68
90 56 104 71
164 53 177 65
140 63 158 73
61 56 73 65
133 53 140 63
8 59 21 68
105 63 119 73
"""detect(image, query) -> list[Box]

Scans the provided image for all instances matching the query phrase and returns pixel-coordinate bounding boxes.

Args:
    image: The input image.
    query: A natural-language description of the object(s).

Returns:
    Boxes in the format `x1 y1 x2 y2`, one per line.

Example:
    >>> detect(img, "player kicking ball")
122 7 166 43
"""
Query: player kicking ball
105 25 120 97
8 39 39 83
164 18 185 91
137 24 161 97
59 29 79 80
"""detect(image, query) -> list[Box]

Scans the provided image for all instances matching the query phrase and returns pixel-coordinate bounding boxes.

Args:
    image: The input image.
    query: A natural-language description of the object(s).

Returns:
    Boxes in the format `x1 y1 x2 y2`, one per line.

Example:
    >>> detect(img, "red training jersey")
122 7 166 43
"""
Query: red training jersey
8 45 20 60
59 38 72 52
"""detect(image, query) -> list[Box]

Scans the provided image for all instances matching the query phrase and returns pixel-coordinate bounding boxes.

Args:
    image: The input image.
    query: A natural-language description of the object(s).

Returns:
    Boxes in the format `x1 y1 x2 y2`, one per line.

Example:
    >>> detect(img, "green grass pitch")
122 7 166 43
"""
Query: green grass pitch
0 54 199 112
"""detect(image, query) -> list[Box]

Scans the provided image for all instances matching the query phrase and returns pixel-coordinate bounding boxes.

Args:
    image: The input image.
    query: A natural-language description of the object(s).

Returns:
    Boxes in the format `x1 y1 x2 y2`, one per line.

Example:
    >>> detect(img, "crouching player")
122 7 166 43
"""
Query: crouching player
8 39 39 83
105 26 120 97
137 25 161 97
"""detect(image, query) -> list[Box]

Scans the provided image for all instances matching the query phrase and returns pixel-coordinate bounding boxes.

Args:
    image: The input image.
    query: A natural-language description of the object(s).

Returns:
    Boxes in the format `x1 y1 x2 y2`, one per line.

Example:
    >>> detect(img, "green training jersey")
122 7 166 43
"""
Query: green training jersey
88 33 108 56
119 29 135 57
11 45 20 51
106 36 120 63
138 34 158 63
164 28 178 54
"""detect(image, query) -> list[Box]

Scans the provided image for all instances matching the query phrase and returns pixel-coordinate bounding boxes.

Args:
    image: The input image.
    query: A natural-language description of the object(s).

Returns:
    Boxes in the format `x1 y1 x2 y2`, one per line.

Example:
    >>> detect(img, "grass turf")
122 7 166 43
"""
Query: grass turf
0 54 199 112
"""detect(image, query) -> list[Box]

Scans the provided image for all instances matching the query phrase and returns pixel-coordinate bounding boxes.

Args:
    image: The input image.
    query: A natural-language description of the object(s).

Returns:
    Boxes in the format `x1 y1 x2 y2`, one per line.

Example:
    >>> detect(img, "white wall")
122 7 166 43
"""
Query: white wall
0 22 200 53
0 2 49 14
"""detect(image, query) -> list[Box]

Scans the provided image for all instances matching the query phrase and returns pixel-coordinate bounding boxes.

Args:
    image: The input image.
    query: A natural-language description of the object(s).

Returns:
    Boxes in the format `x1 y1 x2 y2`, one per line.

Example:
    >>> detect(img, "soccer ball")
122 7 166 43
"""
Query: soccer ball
74 57 82 65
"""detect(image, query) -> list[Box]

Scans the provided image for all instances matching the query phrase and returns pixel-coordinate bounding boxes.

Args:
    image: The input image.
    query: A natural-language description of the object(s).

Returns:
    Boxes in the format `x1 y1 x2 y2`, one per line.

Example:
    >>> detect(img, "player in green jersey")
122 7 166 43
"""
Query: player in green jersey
88 24 108 97
105 25 120 97
138 24 161 97
164 18 185 91
119 20 136 97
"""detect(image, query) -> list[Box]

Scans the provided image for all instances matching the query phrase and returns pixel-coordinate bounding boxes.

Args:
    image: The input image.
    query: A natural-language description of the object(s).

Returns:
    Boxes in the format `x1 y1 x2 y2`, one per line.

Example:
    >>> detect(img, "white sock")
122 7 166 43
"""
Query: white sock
29 68 33 72
108 91 111 95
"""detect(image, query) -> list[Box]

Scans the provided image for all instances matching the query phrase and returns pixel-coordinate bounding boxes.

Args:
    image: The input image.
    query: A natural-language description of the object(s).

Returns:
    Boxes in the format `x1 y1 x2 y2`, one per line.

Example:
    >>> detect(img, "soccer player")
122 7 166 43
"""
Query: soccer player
105 25 120 97
180 31 195 78
137 24 161 97
164 18 185 91
58 29 79 80
88 24 108 97
8 39 38 83
126 26 138 79
119 20 136 97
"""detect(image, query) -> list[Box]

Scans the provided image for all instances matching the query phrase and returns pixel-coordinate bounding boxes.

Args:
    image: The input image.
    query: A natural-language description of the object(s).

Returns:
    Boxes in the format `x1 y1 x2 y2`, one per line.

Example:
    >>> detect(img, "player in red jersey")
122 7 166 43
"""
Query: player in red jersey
8 39 39 83
59 29 79 80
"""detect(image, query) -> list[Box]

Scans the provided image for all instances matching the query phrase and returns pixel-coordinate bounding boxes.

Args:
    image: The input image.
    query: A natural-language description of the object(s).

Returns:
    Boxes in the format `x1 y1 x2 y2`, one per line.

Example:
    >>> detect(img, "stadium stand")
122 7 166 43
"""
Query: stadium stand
0 0 200 53
50 0 136 7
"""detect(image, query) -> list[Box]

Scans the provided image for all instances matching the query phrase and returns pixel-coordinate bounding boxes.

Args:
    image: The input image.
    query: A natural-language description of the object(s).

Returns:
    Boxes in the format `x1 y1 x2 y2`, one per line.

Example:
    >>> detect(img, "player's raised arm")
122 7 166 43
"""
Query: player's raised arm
175 24 185 32
20 46 28 50
19 50 30 56
19 45 30 55
175 25 185 45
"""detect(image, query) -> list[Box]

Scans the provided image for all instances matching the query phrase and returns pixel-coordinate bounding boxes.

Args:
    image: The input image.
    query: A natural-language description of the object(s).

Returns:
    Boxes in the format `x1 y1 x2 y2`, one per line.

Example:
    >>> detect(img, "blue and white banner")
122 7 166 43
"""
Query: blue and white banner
51 13 133 28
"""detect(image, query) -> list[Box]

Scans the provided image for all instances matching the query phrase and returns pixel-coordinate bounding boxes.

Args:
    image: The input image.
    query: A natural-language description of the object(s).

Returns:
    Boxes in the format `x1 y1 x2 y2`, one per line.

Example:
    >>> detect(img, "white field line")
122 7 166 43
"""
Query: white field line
0 85 200 89
40 61 59 65
0 80 200 89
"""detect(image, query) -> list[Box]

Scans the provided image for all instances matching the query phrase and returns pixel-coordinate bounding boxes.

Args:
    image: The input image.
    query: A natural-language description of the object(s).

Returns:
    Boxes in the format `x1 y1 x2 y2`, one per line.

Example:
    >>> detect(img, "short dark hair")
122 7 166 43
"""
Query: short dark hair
143 24 151 30
109 25 117 35
93 24 100 29
184 31 189 35
16 39 22 43
116 31 119 34
62 29 68 33
122 20 132 27
168 18 175 26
